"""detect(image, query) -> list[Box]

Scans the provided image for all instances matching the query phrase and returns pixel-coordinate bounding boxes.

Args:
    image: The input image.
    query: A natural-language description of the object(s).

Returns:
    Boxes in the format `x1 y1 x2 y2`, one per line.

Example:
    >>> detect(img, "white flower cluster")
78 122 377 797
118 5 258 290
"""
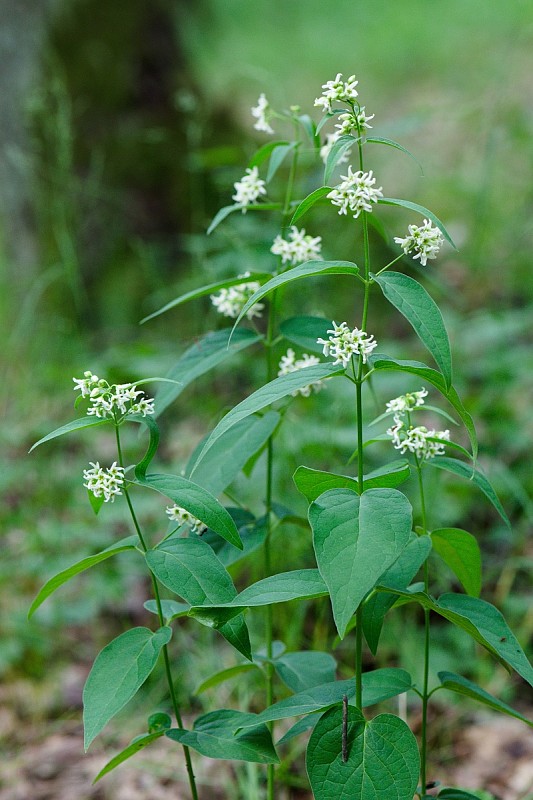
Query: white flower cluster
327 167 383 218
385 388 449 461
166 505 207 534
277 349 324 397
251 93 274 134
394 219 444 267
385 388 428 415
271 226 322 266
83 461 125 503
314 73 359 113
73 371 155 420
232 166 267 211
317 321 377 368
336 108 374 135
210 273 264 320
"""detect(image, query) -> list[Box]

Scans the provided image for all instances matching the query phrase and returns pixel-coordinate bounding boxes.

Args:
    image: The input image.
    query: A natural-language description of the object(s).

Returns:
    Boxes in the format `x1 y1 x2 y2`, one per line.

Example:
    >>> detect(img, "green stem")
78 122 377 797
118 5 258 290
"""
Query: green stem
416 460 430 795
115 426 200 800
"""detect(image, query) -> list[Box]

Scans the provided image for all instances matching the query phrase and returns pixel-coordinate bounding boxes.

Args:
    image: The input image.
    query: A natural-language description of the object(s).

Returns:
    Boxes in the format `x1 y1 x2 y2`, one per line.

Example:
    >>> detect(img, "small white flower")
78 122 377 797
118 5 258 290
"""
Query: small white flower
277 348 324 397
210 272 264 320
327 167 383 219
165 505 207 535
320 131 352 166
251 93 274 134
314 73 359 113
317 321 377 368
73 372 155 420
335 107 374 135
83 461 125 502
386 423 450 461
385 388 428 415
232 166 267 212
271 226 322 266
394 219 444 266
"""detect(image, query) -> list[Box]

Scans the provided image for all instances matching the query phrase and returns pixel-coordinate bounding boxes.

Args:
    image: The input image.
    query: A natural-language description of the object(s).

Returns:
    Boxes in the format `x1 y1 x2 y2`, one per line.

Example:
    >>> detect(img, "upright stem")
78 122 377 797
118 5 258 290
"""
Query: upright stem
416 461 431 795
115 426 199 800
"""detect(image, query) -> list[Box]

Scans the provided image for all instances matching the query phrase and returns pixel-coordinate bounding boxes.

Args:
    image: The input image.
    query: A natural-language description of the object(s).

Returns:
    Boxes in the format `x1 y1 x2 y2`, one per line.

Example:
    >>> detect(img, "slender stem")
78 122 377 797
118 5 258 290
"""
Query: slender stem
416 460 431 795
115 426 199 800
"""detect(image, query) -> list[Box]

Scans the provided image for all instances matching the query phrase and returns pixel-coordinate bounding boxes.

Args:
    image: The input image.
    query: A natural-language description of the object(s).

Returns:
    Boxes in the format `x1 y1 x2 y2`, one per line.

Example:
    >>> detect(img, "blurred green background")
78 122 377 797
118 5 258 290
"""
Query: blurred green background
1 0 533 793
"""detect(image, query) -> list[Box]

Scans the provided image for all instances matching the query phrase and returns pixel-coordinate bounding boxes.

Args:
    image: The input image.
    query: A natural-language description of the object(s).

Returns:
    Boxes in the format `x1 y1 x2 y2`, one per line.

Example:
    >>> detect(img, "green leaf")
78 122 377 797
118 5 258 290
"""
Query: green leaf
203 513 266 567
136 472 242 548
188 411 280 496
373 271 452 387
140 275 270 324
143 599 190 623
87 489 104 515
307 706 419 800
324 135 357 184
166 709 279 764
294 460 410 501
129 414 160 479
438 671 533 727
275 651 337 693
378 588 533 683
438 790 487 800
242 669 413 728
309 488 412 637
429 458 510 528
93 731 165 782
431 528 482 596
369 354 477 459
277 713 322 744
366 137 424 173
290 186 332 225
83 626 172 750
378 197 456 249
190 363 345 471
280 315 333 354
362 535 432 654
267 142 298 182
29 416 110 452
148 712 172 732
154 329 261 416
233 260 359 329
28 536 138 619
195 663 258 694
248 140 291 168
145 536 251 659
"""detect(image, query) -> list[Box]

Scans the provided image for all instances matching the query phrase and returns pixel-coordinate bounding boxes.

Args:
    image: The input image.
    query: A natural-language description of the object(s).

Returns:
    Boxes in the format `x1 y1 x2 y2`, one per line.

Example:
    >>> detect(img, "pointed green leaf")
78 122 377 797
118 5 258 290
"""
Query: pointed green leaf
154 329 261 416
30 416 110 452
195 663 258 694
438 671 533 727
166 709 279 764
234 260 359 330
369 354 477 459
362 535 432 654
277 713 322 744
29 536 138 618
307 706 419 800
309 488 412 637
188 411 280 496
141 275 270 324
267 142 298 182
378 197 456 248
218 615 252 662
206 202 282 235
367 137 424 173
431 528 482 597
137 473 242 548
294 460 410 501
373 271 452 387
129 414 160 479
290 186 332 225
280 315 333 354
190 363 344 471
429 457 510 527
275 651 337 693
324 135 357 184
241 669 413 728
248 140 291 168
144 599 190 623
93 731 165 782
203 514 266 567
83 626 172 749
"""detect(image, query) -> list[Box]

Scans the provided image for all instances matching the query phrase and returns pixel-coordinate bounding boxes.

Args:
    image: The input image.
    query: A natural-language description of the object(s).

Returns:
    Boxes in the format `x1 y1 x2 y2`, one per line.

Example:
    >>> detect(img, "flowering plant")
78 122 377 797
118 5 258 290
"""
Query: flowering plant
29 75 528 800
